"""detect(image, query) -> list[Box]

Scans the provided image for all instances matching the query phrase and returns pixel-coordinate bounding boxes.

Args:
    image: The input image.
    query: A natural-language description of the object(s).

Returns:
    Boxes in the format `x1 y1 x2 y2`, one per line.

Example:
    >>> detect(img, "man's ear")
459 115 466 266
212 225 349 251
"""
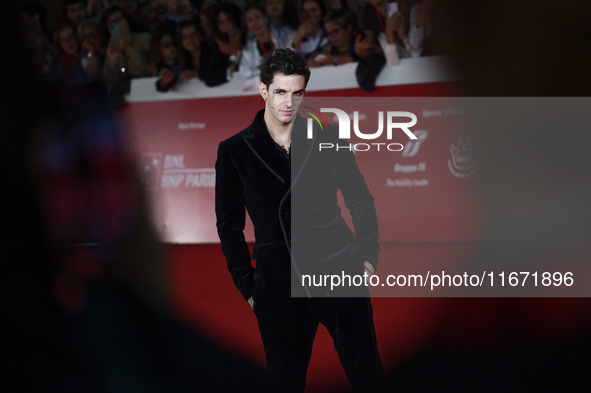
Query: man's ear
259 81 267 102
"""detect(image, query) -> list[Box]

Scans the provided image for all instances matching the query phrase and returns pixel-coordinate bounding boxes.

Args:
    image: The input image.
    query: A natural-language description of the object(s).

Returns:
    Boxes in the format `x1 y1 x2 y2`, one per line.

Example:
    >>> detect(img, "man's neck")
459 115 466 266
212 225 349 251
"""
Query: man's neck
263 110 293 145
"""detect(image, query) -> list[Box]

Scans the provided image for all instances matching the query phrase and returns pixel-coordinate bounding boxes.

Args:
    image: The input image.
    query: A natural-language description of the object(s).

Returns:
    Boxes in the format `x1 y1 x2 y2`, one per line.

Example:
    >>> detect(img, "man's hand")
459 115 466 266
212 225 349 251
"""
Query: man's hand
354 32 377 59
179 69 198 81
159 68 176 83
81 40 94 55
308 53 331 68
297 20 316 39
216 39 234 56
385 11 406 44
364 261 376 277
293 20 316 49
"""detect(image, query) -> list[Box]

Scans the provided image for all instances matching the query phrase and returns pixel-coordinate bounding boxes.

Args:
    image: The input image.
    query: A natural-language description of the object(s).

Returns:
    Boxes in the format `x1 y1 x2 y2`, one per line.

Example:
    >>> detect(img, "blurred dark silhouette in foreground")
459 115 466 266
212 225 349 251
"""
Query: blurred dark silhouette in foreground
1 1 261 392
383 1 591 392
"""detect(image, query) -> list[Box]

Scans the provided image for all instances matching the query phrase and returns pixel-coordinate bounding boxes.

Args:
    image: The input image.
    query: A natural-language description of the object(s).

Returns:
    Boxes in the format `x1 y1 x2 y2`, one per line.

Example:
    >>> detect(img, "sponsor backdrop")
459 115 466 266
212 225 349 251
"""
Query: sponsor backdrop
124 92 480 244
125 96 261 243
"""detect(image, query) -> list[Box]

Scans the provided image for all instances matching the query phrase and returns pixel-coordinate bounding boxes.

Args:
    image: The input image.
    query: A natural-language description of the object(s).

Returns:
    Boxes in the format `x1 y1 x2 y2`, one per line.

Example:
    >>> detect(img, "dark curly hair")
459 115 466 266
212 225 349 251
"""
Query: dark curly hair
260 48 311 88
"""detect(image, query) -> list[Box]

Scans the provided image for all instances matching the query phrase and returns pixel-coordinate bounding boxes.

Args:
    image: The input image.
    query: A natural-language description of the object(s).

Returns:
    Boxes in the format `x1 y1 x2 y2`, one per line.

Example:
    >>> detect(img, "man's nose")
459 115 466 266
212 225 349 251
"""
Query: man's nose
286 95 295 107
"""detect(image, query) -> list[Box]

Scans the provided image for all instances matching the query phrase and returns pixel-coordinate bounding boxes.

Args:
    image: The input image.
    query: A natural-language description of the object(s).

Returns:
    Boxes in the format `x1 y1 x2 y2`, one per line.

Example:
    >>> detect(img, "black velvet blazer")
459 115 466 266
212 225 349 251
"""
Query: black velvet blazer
215 109 379 302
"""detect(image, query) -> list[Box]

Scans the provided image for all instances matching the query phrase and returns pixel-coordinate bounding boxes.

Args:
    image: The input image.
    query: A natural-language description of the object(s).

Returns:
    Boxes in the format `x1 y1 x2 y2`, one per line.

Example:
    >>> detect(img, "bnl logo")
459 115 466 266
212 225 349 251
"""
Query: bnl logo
303 107 419 140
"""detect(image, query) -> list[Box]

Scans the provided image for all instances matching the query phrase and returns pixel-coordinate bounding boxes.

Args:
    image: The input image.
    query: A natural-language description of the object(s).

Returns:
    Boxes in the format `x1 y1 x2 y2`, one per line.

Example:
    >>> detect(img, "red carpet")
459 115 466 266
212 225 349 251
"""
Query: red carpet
165 243 591 392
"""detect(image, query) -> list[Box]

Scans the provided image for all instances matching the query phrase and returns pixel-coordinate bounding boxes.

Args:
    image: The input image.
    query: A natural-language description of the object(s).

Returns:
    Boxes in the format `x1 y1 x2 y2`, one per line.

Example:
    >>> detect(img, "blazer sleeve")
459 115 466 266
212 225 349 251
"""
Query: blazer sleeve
335 142 380 268
215 140 255 300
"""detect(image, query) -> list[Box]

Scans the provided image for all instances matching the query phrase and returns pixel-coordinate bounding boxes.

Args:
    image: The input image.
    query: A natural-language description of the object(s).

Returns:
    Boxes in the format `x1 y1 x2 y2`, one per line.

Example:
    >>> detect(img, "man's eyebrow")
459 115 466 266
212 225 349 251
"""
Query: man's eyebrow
272 88 305 94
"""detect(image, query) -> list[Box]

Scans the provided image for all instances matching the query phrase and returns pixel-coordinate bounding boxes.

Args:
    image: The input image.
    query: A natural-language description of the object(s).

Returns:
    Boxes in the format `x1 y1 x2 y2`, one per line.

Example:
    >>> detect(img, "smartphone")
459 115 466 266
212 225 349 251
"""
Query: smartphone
387 1 399 17
109 21 121 38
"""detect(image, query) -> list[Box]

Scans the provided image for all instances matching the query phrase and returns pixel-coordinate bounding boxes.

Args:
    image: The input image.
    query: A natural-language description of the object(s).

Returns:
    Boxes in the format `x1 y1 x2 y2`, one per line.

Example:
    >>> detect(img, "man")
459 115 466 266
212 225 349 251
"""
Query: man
215 48 382 392
62 0 87 27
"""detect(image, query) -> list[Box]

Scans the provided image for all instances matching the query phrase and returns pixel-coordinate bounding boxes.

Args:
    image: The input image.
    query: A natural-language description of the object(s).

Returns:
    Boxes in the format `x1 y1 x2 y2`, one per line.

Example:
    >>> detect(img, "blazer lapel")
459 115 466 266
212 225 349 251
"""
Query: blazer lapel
279 115 316 217
290 115 316 190
242 110 287 184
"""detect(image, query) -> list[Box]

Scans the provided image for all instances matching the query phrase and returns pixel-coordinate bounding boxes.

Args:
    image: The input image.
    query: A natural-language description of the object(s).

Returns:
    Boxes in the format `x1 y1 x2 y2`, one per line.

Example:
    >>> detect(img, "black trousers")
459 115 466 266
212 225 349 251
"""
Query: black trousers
254 297 383 393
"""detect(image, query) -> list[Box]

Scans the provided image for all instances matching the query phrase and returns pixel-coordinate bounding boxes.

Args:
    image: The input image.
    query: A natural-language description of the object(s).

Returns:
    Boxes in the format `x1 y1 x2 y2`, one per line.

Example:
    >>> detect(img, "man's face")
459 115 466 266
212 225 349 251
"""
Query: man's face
66 2 85 26
259 72 306 127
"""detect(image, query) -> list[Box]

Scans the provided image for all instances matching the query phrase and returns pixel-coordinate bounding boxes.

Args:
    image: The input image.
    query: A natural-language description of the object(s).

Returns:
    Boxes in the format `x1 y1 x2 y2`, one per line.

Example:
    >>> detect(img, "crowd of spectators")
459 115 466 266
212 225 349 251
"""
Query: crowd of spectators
19 0 444 101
